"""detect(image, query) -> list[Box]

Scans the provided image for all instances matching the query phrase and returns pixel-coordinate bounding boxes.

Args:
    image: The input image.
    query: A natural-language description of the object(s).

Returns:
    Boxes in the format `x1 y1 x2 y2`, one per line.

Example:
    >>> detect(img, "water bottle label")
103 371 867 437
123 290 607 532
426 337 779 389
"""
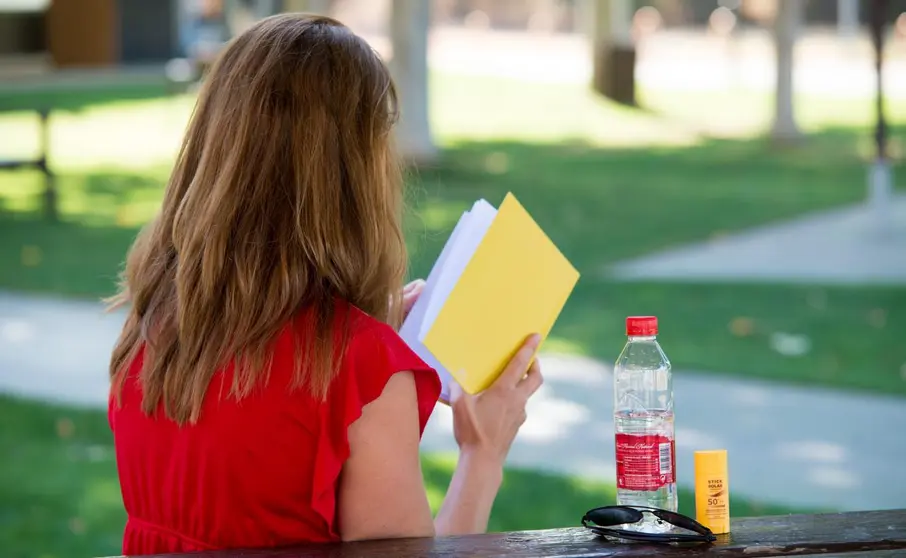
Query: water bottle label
615 434 676 491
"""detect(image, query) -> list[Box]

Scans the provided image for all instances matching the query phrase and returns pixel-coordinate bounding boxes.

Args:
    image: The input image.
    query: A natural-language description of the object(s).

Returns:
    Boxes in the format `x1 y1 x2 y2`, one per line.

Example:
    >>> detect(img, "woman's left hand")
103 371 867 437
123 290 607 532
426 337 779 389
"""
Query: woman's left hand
402 279 425 321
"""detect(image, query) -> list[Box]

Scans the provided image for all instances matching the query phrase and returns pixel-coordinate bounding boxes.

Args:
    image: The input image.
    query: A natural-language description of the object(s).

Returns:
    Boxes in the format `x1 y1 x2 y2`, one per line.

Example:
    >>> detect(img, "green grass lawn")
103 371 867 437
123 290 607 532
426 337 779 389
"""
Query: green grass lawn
2 73 906 397
2 134 905 396
0 395 800 558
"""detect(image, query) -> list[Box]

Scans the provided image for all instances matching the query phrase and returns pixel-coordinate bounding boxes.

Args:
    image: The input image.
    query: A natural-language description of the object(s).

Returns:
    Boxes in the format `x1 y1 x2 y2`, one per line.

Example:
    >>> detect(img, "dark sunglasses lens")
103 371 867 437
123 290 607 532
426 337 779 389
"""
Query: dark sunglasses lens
585 506 644 526
651 509 711 535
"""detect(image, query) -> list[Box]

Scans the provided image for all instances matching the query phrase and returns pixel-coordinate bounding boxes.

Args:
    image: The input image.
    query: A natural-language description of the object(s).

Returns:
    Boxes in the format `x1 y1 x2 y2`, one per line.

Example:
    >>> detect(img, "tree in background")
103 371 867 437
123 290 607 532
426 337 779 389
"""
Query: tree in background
868 0 894 232
282 0 332 14
389 0 437 165
588 0 637 106
770 0 804 143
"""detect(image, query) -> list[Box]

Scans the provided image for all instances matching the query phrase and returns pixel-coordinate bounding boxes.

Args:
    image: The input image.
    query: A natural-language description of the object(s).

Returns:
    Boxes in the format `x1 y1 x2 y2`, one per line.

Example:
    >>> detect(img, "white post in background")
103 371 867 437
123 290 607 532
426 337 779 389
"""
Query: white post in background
770 0 804 143
837 0 860 37
389 0 436 165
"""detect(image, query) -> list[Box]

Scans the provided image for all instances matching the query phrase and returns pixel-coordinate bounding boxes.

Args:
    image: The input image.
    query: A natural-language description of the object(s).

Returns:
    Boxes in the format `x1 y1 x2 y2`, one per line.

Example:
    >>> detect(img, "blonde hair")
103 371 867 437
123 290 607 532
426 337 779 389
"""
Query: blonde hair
108 14 407 424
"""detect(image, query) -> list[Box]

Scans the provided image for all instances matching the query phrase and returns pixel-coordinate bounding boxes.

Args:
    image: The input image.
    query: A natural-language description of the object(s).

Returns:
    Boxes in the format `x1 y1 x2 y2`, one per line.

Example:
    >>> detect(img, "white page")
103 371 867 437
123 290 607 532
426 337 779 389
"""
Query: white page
418 199 497 340
399 208 474 402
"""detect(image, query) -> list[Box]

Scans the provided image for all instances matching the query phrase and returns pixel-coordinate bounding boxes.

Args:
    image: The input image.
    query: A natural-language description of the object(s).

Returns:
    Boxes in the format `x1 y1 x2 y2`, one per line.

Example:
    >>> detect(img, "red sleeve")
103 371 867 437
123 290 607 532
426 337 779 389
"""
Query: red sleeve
309 314 441 536
342 320 441 434
108 393 115 432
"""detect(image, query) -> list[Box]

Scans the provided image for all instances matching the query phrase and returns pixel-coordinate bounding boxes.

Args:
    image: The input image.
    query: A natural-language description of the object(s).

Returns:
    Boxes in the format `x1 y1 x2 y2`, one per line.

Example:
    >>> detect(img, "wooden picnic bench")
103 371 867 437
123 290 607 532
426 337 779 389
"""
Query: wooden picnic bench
104 509 906 557
0 64 193 220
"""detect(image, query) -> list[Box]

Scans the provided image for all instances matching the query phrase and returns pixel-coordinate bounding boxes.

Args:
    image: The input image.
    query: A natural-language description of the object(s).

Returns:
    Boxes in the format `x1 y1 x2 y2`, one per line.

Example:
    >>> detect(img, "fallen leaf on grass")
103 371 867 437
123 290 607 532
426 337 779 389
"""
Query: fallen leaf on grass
867 308 887 329
805 289 827 311
56 417 75 439
21 245 42 267
484 151 509 175
709 229 729 241
728 316 754 337
69 517 86 535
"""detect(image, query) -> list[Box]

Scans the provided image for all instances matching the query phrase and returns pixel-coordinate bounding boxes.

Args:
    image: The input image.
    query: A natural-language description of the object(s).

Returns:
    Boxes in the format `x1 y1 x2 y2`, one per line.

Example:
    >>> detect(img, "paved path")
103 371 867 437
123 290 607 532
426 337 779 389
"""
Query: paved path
609 195 906 285
2 291 905 512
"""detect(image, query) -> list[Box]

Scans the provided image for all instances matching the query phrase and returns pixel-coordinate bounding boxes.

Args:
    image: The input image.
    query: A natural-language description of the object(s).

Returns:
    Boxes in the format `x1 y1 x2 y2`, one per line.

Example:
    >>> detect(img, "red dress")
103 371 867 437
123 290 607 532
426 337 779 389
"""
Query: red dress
109 303 440 554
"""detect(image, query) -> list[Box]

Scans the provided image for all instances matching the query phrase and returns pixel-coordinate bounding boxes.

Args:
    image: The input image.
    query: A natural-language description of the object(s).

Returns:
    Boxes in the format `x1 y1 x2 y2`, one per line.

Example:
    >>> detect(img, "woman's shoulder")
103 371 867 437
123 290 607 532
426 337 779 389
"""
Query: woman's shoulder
303 299 441 439
341 302 439 409
282 299 435 383
341 303 429 375
343 303 395 340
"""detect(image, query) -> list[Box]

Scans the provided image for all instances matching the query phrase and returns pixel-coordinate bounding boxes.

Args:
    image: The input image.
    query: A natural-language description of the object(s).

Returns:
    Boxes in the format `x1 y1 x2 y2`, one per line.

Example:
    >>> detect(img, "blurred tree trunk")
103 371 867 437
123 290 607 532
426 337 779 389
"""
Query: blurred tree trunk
589 0 636 106
282 0 332 14
389 0 437 165
253 0 279 18
867 0 893 232
770 0 804 143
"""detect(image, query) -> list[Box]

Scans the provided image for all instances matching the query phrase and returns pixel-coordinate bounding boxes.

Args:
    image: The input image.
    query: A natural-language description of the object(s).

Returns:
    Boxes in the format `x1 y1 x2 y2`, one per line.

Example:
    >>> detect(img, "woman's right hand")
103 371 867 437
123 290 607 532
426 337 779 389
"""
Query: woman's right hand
449 334 544 466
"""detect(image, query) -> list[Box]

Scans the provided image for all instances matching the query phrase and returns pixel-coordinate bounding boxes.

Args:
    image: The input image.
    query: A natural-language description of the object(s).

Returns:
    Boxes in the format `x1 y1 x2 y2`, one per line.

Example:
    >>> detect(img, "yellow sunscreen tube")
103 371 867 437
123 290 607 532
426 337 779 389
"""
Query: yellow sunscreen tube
694 449 730 534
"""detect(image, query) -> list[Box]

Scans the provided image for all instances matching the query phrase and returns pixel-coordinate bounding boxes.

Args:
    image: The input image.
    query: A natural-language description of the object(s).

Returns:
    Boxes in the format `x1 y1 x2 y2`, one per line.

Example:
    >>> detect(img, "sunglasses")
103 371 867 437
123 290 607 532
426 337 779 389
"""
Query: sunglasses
581 505 717 544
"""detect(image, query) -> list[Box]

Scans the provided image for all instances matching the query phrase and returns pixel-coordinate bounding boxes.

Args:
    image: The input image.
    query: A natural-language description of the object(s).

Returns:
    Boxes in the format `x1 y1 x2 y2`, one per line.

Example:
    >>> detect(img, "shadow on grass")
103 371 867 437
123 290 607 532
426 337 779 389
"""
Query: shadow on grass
0 216 138 298
407 125 905 274
421 453 617 532
0 169 167 298
421 453 802 534
0 83 181 114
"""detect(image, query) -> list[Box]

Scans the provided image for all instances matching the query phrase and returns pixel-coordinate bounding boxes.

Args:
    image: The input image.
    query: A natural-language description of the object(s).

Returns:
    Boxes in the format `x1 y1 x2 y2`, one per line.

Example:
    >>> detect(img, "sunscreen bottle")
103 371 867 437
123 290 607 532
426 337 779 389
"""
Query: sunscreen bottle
694 449 730 534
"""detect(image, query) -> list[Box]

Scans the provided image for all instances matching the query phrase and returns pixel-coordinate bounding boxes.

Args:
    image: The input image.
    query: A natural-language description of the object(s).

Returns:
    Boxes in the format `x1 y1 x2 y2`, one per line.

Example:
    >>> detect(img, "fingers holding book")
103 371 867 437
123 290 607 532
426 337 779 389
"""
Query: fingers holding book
401 279 426 320
518 353 543 399
449 334 545 466
495 333 543 397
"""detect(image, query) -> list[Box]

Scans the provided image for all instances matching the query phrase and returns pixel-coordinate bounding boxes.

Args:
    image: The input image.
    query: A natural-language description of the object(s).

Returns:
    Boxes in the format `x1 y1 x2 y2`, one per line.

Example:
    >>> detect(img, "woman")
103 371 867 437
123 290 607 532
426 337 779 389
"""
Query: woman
107 13 543 554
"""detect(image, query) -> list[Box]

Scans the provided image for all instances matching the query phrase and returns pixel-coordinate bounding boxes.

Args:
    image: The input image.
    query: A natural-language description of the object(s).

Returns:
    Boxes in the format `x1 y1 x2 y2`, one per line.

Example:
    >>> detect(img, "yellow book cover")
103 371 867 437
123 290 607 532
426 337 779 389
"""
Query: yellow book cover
400 192 579 402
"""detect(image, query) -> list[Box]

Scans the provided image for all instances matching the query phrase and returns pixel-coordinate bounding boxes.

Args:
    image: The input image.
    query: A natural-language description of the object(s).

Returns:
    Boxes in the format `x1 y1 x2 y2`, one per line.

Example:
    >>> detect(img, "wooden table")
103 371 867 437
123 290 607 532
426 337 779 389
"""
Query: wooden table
108 509 906 557
0 64 193 220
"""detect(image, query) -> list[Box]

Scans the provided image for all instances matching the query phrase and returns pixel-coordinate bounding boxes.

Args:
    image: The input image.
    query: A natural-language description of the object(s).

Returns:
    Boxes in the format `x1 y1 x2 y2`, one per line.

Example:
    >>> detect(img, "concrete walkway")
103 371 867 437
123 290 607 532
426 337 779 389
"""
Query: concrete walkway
609 195 906 285
2 291 905 513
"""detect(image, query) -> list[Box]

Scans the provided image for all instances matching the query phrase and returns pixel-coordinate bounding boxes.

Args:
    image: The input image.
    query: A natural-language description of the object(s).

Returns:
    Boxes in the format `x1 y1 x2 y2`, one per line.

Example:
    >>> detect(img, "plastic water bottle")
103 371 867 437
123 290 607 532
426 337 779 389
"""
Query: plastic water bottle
614 316 676 529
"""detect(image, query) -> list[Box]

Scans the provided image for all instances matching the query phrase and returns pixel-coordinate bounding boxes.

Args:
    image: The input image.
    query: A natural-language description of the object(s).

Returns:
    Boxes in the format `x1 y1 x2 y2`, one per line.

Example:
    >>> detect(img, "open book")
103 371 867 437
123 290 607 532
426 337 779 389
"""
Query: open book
400 192 580 403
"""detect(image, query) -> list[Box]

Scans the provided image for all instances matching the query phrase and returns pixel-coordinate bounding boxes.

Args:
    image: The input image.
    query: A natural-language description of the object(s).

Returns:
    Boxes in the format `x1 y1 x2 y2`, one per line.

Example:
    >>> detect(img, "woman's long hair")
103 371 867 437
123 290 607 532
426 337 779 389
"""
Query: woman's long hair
108 14 407 425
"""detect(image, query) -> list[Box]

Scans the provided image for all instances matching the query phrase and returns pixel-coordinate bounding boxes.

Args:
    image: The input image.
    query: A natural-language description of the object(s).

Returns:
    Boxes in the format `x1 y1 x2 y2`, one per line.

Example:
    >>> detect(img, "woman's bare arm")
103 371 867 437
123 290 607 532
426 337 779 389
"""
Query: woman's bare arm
337 371 436 541
337 371 507 540
338 334 542 541
432 447 503 535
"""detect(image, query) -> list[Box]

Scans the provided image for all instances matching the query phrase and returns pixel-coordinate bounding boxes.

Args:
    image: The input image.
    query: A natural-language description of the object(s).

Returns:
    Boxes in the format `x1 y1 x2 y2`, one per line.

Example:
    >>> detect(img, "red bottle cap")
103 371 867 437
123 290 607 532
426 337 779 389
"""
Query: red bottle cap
626 316 658 336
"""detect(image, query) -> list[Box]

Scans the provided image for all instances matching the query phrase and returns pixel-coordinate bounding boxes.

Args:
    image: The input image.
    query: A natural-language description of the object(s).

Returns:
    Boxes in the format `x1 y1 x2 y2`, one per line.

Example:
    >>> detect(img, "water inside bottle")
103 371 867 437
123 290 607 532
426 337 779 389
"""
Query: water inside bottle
614 410 677 532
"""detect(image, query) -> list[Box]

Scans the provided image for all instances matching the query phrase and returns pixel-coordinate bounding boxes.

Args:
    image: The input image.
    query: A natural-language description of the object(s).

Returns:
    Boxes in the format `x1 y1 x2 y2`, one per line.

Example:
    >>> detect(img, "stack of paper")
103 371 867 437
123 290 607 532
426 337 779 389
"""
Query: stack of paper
400 192 580 403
